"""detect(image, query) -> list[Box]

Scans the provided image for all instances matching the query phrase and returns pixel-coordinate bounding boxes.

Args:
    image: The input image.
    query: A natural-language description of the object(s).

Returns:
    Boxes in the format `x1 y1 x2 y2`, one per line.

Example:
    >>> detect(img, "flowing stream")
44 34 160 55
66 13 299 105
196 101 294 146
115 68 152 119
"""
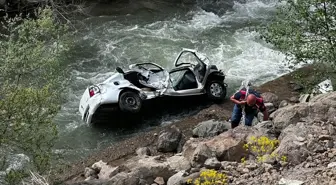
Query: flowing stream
51 0 292 163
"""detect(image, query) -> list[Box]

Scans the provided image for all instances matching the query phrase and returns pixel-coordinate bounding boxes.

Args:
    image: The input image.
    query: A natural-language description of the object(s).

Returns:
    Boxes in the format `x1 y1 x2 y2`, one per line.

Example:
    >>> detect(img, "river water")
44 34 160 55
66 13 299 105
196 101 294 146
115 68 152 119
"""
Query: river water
52 0 292 163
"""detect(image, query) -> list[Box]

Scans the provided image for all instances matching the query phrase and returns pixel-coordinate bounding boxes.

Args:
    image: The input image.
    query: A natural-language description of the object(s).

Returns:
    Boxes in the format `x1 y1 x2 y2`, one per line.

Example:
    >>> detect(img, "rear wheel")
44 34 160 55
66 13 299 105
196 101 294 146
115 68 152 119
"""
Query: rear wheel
119 91 142 113
206 80 226 102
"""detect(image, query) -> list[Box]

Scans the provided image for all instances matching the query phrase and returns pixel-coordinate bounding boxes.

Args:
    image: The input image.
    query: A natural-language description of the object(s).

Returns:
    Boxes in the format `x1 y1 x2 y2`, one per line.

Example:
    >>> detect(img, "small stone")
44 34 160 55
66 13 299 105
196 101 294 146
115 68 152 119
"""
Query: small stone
136 147 151 156
326 140 334 148
296 136 306 142
246 163 258 170
319 135 332 141
242 168 249 173
204 157 221 170
279 100 289 108
154 133 158 136
190 168 200 173
328 152 335 158
328 162 336 168
154 177 164 185
289 96 300 103
307 156 313 161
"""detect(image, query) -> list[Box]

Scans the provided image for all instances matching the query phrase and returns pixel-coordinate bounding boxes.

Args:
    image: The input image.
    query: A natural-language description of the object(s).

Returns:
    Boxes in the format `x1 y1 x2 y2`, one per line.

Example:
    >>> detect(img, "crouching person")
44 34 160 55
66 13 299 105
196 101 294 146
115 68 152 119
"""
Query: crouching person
230 88 269 129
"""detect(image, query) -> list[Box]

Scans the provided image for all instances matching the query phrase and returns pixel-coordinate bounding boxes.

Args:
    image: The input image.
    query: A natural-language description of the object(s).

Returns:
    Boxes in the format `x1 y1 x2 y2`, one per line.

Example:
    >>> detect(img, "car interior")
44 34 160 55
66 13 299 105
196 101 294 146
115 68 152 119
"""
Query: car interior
193 63 206 82
170 68 198 91
116 67 156 90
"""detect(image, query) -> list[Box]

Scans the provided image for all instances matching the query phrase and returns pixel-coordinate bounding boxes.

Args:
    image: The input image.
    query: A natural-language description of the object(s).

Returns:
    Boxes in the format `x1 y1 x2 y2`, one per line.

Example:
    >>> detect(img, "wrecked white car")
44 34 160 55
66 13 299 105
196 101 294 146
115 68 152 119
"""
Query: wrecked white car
79 48 228 124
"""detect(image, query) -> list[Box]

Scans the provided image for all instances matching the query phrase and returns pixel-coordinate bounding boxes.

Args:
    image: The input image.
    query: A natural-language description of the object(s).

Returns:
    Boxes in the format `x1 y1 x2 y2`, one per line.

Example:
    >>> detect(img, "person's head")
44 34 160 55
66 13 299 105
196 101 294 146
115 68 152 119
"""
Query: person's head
246 94 257 106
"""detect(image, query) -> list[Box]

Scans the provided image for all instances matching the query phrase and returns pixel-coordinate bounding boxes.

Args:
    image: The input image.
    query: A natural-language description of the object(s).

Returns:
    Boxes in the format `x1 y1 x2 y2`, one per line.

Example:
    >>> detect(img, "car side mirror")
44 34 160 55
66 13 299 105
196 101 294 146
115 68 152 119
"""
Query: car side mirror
116 67 125 74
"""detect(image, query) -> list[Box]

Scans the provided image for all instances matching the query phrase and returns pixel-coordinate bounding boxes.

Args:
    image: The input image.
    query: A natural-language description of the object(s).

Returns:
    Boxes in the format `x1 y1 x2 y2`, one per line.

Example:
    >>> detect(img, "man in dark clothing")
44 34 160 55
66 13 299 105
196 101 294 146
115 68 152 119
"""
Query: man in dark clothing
230 88 269 128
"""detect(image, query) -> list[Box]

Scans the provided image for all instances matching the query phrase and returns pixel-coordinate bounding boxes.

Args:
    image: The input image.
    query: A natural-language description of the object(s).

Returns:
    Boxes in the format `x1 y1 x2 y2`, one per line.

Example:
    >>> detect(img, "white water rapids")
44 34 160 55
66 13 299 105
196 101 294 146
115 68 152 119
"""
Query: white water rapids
3 0 296 172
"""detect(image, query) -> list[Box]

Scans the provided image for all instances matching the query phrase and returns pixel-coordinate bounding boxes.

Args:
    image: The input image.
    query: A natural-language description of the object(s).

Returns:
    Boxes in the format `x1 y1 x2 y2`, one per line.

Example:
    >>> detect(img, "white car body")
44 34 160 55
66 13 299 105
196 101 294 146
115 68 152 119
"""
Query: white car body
79 48 227 124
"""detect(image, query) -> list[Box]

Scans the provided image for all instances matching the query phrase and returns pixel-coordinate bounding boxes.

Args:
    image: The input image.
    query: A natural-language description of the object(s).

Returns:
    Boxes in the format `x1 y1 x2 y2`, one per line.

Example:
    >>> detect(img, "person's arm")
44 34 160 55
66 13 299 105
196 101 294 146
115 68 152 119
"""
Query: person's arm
230 92 246 105
258 102 269 121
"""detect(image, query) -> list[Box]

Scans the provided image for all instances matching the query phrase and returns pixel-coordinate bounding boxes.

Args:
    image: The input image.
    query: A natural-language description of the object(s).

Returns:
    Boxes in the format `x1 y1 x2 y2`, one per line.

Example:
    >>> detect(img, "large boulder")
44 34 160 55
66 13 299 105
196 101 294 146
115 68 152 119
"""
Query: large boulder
271 103 309 130
130 156 175 182
157 125 182 152
272 122 325 165
271 91 336 130
183 126 268 164
104 172 139 185
166 155 191 172
192 120 230 138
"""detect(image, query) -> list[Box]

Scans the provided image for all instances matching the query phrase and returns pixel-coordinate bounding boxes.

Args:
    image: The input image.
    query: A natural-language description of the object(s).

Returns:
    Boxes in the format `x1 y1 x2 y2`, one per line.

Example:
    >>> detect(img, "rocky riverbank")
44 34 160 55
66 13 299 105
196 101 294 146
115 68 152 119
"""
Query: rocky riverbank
51 65 336 185
61 89 336 185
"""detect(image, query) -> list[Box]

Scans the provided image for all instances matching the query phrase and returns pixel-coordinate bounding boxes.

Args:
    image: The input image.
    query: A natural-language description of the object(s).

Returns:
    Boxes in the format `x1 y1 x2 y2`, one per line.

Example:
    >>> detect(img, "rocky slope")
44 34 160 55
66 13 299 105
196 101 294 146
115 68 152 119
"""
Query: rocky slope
61 88 336 185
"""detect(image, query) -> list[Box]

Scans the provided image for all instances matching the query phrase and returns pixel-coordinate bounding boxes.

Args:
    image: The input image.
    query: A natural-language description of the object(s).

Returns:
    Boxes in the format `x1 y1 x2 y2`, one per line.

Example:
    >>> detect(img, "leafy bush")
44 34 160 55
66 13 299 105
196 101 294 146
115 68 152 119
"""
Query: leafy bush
261 0 336 68
187 169 228 185
0 6 73 184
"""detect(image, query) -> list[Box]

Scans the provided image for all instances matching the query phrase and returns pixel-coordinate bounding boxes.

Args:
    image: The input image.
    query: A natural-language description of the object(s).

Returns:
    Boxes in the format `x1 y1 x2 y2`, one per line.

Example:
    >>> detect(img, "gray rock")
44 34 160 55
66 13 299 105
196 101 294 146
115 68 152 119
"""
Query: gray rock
279 100 289 108
264 102 276 114
261 92 280 107
278 178 304 185
166 155 191 172
154 177 164 185
190 143 213 167
203 157 221 170
167 171 187 185
104 172 139 185
192 120 230 138
157 125 182 152
136 147 151 156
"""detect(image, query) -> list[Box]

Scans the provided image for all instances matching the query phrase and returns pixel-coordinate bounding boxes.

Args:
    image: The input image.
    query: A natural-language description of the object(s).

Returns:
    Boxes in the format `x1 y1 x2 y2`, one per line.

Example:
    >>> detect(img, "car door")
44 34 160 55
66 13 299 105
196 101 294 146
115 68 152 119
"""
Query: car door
163 66 204 96
173 49 207 84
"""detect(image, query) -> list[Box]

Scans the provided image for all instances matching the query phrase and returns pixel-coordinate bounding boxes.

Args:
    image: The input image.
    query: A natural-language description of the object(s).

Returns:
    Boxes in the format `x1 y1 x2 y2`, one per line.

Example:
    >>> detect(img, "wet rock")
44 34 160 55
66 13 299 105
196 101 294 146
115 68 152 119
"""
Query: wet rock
157 125 182 152
192 120 229 138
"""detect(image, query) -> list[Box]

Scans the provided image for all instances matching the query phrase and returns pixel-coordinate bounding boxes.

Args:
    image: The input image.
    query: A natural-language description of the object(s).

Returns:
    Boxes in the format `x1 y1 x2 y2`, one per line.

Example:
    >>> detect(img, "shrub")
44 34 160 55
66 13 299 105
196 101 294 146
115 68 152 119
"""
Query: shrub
187 169 228 185
243 136 286 163
0 6 73 185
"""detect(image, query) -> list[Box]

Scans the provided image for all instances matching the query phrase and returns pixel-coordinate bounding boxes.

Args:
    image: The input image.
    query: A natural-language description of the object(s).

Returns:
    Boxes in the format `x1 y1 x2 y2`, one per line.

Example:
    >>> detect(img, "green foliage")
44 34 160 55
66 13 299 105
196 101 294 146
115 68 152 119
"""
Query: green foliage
0 7 73 184
260 0 336 68
187 169 228 185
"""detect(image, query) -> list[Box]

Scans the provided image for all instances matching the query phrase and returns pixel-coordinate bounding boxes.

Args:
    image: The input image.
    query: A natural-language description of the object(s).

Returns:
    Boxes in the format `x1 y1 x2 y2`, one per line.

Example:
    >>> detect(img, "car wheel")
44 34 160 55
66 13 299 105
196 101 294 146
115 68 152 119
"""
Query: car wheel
119 91 142 113
206 80 226 102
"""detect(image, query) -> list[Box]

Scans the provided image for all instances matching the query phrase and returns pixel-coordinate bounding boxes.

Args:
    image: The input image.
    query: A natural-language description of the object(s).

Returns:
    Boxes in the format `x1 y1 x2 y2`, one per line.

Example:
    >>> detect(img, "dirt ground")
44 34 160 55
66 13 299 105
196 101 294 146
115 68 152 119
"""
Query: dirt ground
52 64 331 184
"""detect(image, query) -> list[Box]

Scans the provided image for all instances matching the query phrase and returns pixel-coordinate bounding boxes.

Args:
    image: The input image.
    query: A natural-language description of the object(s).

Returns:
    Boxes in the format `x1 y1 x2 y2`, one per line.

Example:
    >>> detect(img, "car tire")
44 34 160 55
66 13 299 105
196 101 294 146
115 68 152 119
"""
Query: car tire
206 80 226 102
119 91 142 113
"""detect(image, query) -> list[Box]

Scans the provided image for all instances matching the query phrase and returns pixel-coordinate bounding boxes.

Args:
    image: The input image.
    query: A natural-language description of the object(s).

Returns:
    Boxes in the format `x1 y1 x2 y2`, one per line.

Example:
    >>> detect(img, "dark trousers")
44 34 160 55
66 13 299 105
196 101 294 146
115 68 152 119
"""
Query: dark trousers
231 104 257 128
